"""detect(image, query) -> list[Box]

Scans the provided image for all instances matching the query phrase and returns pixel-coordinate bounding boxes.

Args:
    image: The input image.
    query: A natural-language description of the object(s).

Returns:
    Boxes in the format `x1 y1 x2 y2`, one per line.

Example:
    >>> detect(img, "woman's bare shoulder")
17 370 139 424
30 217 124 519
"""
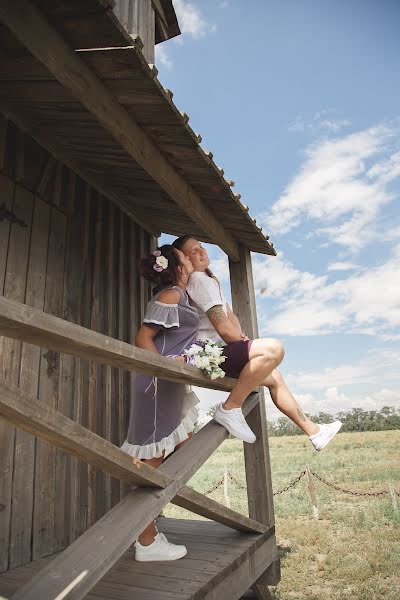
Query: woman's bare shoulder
156 288 180 304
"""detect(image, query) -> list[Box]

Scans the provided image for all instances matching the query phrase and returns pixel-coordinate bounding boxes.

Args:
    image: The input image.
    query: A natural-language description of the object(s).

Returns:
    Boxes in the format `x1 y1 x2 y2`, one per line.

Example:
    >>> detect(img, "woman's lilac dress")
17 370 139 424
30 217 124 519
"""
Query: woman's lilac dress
121 286 200 460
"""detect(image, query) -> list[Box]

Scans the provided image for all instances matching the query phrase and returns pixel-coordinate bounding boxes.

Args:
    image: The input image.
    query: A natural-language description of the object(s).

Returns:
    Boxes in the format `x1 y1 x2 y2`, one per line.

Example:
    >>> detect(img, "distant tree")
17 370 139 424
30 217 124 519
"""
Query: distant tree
267 405 400 436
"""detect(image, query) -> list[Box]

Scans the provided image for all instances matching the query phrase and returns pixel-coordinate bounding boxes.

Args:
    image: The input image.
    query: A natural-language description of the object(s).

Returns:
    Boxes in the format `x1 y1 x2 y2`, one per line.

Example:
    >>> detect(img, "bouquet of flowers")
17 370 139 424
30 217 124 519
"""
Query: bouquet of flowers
183 339 226 380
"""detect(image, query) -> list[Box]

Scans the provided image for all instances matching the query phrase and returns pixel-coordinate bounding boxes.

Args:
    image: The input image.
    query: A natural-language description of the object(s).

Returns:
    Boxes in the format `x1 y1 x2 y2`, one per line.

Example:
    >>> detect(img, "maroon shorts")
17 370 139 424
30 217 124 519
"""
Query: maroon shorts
221 340 253 379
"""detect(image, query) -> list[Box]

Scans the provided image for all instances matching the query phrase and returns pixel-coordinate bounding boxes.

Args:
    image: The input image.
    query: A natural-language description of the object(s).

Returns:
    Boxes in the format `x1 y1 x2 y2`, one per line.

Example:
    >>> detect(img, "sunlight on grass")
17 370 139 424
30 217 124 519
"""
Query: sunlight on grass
164 430 400 599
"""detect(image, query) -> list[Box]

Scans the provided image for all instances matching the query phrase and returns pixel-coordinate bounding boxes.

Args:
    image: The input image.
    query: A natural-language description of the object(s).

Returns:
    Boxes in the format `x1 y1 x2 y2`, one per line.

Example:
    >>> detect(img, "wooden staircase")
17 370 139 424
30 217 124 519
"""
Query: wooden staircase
0 293 279 600
0 518 276 600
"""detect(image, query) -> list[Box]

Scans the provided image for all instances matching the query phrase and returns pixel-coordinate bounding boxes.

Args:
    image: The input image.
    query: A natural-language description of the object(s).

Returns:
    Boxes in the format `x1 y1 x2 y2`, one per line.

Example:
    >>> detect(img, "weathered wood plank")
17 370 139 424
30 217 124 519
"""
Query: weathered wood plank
0 96 159 236
14 128 25 184
32 206 66 559
0 114 7 170
229 245 280 593
0 183 31 573
103 202 115 513
54 173 83 552
8 399 270 600
10 195 50 568
201 535 276 600
77 183 94 536
0 296 239 391
117 212 129 501
0 174 14 293
35 155 57 199
0 0 240 260
87 193 102 528
0 381 264 535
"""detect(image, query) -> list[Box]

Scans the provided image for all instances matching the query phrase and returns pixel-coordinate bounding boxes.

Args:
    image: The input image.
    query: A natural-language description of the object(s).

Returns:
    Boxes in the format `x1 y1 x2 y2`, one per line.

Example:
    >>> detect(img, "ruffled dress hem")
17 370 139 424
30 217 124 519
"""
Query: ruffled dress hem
121 404 198 460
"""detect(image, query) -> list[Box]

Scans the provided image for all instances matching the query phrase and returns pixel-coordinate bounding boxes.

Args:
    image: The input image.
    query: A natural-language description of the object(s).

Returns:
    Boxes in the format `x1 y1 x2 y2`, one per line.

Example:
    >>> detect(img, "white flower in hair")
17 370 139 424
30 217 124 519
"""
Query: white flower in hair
156 255 168 270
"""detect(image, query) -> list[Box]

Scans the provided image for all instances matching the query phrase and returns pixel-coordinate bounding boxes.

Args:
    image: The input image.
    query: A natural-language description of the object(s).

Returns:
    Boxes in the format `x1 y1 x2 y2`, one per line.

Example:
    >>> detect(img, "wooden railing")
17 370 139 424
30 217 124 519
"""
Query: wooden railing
0 295 275 600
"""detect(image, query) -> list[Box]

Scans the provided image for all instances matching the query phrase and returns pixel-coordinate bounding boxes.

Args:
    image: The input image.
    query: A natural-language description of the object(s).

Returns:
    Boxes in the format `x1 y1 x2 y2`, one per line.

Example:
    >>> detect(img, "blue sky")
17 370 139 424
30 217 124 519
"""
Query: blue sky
158 0 400 420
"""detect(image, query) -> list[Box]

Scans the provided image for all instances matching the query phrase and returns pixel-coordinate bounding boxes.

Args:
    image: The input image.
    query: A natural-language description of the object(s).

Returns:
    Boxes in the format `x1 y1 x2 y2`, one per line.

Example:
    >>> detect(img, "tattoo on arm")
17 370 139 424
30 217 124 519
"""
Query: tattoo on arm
296 408 307 423
207 305 228 323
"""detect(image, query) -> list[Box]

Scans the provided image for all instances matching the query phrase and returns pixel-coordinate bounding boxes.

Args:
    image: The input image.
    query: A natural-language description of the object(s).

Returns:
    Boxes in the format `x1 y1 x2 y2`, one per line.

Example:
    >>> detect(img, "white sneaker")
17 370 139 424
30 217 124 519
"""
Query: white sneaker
213 403 256 443
309 421 342 451
135 532 187 562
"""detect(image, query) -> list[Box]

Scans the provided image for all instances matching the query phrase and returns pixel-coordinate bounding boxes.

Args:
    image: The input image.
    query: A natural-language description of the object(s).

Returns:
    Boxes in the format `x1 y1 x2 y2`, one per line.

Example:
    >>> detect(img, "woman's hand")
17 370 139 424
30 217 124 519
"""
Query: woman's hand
174 356 186 363
240 332 250 341
166 354 186 363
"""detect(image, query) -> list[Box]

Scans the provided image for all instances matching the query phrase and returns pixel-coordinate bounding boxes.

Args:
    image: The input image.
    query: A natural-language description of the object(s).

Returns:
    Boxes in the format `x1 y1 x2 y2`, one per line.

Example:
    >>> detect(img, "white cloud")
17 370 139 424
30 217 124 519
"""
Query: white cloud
265 349 400 419
288 109 351 134
260 123 400 252
155 45 172 69
173 0 215 39
255 245 400 338
327 261 359 272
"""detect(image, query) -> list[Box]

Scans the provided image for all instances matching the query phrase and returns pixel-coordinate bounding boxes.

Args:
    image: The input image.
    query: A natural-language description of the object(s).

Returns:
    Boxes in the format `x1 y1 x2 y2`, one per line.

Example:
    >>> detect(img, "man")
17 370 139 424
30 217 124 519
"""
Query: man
173 236 342 450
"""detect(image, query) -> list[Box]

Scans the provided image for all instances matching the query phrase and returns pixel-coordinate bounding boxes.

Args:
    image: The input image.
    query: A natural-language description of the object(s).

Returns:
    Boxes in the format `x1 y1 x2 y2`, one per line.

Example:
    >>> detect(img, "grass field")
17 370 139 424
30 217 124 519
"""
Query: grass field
164 429 400 599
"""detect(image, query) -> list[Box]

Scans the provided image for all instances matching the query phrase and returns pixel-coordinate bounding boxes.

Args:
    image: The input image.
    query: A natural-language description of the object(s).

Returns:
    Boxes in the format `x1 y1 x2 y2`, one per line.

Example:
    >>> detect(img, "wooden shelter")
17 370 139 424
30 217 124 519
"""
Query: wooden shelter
0 1 280 598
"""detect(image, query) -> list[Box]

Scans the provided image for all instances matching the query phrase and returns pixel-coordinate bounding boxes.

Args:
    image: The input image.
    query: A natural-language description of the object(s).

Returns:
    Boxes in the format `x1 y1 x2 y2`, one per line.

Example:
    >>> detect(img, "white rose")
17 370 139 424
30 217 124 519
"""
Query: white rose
200 356 211 369
204 344 213 354
194 355 209 369
156 255 168 269
186 344 203 356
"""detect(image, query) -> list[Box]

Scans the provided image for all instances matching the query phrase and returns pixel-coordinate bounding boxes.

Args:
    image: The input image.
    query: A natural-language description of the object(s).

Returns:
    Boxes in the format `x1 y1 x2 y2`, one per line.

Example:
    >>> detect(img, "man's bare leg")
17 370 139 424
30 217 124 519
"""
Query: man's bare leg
262 370 319 436
223 339 284 410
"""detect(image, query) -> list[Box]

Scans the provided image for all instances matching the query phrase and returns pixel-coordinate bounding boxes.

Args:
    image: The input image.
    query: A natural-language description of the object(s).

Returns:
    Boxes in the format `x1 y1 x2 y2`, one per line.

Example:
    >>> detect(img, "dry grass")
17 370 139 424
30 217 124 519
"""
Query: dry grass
164 430 400 599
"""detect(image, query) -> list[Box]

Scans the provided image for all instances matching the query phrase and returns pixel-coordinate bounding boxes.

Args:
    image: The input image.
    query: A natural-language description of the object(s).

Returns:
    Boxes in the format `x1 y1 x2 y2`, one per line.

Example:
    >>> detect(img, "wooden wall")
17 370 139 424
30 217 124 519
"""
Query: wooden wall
113 0 156 63
0 113 155 572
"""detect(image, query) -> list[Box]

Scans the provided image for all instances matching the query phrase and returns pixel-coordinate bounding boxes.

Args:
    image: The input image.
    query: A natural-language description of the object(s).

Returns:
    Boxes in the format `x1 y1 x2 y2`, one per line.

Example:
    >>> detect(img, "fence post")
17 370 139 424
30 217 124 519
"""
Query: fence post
389 483 398 513
306 465 319 520
224 465 231 508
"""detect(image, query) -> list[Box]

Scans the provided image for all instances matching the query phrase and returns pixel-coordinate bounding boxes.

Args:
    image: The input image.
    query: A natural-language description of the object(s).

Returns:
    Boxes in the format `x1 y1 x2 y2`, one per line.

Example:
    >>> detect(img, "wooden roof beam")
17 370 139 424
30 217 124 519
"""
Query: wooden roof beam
0 0 241 261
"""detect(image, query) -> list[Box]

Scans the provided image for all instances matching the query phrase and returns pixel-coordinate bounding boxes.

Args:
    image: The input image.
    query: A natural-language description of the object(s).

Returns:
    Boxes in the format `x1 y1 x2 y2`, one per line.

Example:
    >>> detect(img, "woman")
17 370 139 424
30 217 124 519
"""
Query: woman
121 244 199 562
172 235 342 450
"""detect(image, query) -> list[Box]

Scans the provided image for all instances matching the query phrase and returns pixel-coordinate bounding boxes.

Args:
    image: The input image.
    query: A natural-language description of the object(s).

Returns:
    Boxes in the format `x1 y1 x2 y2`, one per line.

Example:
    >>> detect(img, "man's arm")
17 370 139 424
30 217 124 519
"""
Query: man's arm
226 304 249 340
226 303 241 330
206 304 243 343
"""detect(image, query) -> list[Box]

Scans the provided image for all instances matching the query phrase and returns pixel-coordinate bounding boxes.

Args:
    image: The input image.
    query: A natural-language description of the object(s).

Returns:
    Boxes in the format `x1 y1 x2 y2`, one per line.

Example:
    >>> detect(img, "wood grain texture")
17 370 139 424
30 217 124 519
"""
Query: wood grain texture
0 381 264 533
0 183 31 573
0 296 239 391
32 205 66 559
0 0 240 260
229 245 280 592
10 195 49 568
0 519 276 600
7 418 270 600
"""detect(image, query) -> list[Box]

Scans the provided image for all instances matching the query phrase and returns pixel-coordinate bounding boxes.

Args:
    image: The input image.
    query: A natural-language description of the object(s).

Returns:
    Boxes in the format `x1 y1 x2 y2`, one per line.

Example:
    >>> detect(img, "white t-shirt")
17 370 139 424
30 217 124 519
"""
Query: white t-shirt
186 271 228 344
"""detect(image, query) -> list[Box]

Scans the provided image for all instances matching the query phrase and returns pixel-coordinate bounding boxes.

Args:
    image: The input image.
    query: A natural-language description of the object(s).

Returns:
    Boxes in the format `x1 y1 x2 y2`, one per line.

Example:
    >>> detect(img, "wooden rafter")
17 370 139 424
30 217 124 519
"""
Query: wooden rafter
0 97 160 237
0 0 240 261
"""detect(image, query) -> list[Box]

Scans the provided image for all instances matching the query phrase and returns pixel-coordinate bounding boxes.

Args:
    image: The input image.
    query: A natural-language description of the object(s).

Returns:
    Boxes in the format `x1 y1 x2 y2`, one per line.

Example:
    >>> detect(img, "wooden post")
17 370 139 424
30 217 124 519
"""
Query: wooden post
229 245 280 590
389 483 398 513
306 465 319 520
223 465 231 508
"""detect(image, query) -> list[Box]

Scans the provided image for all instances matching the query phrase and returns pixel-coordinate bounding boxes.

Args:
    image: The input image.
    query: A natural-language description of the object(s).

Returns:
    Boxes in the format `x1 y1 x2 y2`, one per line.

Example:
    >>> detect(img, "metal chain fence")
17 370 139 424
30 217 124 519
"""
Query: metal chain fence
203 468 399 498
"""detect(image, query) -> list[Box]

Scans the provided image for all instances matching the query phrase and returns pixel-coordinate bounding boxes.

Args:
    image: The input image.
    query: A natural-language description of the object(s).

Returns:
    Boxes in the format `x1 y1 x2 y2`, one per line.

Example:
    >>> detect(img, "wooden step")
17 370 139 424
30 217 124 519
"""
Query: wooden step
0 518 277 600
